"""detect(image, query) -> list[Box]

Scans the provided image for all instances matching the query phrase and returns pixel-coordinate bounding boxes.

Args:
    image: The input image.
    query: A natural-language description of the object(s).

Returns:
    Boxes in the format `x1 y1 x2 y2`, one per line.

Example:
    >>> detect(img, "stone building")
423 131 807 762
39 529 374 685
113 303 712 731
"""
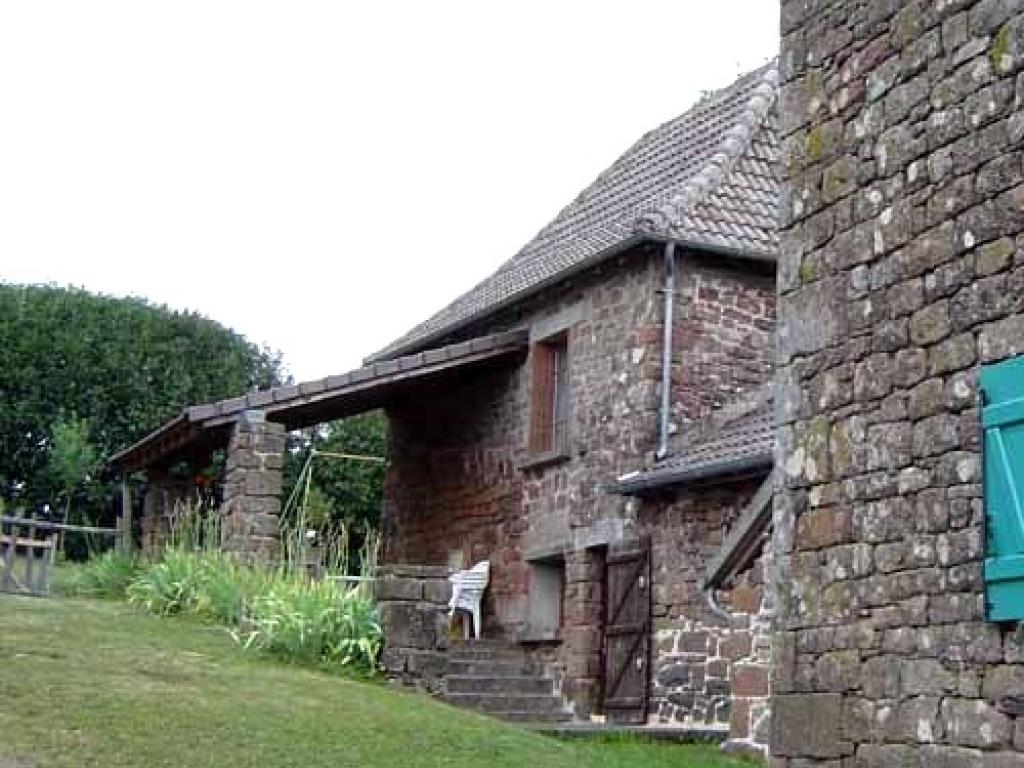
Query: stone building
366 61 779 752
111 62 781 752
773 0 1024 764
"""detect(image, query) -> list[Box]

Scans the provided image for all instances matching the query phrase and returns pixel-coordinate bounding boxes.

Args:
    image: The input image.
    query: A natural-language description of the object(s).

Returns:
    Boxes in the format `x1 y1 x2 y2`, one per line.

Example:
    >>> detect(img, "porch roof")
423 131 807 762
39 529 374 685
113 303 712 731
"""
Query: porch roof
110 329 528 473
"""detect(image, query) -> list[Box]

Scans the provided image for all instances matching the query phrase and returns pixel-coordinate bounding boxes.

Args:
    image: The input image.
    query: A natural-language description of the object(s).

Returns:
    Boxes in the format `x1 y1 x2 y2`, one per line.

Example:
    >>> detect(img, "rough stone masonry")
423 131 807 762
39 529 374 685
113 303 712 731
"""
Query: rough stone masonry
775 0 1024 764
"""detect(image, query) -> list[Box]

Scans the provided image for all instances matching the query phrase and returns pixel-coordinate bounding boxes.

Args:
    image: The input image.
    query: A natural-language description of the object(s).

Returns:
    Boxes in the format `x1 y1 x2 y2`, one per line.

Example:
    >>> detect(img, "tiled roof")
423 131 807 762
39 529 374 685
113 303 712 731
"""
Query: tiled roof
370 61 779 362
615 386 774 493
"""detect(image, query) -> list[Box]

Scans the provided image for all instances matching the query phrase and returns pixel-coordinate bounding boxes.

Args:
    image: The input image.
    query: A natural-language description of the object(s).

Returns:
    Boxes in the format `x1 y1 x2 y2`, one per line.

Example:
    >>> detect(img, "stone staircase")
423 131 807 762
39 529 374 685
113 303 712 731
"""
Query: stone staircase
439 642 572 724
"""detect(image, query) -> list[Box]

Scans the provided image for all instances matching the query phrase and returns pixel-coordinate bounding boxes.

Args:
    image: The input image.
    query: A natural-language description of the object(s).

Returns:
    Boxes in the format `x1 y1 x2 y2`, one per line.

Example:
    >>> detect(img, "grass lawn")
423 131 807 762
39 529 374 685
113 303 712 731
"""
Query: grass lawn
0 595 751 768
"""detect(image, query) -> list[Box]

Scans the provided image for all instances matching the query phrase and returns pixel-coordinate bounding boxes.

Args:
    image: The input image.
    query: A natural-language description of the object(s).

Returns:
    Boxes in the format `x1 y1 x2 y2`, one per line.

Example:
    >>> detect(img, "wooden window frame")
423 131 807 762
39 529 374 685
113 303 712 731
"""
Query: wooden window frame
525 332 571 464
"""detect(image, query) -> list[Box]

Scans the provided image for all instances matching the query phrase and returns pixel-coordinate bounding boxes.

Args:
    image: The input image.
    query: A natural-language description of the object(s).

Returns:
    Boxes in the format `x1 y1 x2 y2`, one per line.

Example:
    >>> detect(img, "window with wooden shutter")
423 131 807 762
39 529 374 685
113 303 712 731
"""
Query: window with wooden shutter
529 335 569 456
981 354 1024 621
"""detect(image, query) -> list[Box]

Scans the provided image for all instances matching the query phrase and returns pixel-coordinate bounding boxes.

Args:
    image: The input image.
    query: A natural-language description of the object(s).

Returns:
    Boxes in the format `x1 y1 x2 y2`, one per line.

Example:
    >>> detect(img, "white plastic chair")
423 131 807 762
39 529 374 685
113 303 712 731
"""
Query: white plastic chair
448 561 489 639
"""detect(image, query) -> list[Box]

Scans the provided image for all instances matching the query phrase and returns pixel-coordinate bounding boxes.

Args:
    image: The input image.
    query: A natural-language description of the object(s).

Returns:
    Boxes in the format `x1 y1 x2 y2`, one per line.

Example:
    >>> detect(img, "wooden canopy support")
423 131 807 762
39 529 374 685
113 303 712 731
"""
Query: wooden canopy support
703 472 774 590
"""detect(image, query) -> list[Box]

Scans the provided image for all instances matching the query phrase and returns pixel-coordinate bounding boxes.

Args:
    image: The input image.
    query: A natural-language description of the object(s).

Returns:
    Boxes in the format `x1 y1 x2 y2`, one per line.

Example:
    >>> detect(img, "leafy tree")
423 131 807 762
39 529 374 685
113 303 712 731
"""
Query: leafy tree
284 411 387 536
0 283 284 522
47 417 100 525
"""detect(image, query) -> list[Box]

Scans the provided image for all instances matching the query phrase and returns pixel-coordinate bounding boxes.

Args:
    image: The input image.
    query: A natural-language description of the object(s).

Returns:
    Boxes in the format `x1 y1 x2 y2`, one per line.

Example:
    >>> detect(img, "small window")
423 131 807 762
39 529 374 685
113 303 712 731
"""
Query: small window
527 558 565 639
529 334 570 455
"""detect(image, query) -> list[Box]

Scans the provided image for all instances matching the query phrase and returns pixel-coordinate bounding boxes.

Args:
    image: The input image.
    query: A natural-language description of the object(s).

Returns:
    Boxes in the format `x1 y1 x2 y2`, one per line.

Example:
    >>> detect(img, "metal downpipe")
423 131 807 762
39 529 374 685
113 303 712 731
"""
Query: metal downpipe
657 242 677 460
704 586 733 622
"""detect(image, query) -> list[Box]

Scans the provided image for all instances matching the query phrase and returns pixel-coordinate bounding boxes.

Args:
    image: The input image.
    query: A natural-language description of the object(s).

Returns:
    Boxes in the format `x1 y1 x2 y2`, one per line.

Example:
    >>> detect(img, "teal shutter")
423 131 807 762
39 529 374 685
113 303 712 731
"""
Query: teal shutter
982 354 1024 621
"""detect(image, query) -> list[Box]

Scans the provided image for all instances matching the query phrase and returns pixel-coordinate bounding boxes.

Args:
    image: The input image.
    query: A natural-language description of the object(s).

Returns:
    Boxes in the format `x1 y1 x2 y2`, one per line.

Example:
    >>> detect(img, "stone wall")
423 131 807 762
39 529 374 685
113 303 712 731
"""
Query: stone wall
673 255 776 425
382 246 666 712
139 469 194 554
381 244 777 718
775 0 1024 763
640 479 772 753
375 564 453 694
720 556 773 757
383 363 525 635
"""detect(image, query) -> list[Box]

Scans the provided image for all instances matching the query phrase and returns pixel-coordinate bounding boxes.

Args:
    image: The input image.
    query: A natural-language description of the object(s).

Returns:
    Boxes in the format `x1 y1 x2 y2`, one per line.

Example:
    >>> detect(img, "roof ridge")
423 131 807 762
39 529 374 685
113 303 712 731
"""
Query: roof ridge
634 59 779 237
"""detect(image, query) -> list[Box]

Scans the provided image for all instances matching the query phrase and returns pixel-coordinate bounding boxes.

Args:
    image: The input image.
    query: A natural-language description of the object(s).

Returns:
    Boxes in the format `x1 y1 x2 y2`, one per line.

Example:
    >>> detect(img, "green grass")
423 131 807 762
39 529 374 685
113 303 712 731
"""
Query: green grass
0 595 749 768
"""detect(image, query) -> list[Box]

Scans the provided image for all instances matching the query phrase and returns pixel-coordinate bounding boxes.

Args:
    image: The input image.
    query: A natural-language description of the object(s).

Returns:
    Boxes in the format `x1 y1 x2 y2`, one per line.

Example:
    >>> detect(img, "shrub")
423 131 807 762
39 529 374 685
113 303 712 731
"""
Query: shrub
65 550 141 599
235 579 381 671
189 552 269 625
126 548 202 615
67 502 383 674
123 549 381 674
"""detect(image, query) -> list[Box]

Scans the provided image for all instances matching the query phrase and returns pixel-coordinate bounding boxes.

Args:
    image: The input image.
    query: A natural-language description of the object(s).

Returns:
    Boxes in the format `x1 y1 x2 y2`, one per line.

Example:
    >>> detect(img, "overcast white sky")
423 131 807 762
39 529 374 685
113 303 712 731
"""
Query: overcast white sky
0 2 778 381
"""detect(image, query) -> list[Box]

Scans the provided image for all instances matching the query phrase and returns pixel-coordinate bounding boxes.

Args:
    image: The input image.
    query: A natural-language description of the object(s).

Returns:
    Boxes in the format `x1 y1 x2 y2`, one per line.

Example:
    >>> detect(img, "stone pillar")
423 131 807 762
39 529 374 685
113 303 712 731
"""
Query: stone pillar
775 1 1024 764
221 411 285 560
562 546 605 717
139 468 190 554
140 470 170 555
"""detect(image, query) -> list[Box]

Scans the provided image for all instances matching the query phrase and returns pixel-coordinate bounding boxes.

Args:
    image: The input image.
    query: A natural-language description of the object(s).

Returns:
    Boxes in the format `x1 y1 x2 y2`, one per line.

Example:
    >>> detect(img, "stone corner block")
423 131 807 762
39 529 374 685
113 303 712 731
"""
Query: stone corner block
771 693 848 758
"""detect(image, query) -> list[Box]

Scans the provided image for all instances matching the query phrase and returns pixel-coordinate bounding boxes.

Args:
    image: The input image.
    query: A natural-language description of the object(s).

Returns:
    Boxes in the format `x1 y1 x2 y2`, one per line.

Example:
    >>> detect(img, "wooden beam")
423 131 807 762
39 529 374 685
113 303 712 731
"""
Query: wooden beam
703 472 774 590
0 515 119 536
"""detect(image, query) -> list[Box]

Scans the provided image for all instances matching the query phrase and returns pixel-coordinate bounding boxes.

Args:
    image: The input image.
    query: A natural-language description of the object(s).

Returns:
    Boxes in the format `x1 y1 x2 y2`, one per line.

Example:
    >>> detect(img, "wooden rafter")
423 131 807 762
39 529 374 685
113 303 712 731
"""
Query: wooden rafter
703 471 774 590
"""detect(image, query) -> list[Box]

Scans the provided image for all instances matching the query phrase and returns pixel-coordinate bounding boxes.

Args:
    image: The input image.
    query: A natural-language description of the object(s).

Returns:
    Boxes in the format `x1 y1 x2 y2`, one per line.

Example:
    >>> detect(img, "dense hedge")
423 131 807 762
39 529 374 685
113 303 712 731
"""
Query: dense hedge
0 283 283 517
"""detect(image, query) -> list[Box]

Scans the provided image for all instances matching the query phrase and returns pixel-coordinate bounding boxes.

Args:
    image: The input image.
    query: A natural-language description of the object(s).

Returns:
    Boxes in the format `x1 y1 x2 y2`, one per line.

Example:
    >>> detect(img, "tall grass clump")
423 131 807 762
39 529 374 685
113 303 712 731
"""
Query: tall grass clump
234 579 381 670
126 548 200 615
117 499 383 674
126 549 269 625
64 549 141 598
166 497 221 551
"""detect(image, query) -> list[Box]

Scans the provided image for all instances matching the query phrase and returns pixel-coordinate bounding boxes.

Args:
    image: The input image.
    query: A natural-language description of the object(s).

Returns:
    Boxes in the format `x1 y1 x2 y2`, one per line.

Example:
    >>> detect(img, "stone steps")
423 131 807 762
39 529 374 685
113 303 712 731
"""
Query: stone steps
441 692 567 714
446 644 529 663
490 710 573 724
446 675 556 695
446 659 539 676
437 641 571 725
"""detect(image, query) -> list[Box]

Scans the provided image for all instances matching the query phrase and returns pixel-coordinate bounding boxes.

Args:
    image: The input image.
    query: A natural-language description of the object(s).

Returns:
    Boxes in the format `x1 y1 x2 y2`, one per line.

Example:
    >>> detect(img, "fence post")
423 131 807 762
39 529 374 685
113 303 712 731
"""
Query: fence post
120 480 132 554
3 520 16 591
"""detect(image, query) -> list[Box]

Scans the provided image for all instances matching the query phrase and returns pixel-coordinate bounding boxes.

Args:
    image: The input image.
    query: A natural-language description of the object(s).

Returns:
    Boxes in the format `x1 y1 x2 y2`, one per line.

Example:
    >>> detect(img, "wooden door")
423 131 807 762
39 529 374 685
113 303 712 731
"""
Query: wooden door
602 539 651 723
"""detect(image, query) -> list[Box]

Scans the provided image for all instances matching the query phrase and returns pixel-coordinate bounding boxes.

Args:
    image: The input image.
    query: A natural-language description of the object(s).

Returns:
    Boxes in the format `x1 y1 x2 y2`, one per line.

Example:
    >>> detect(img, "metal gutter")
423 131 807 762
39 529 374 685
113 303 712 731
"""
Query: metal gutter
612 452 774 496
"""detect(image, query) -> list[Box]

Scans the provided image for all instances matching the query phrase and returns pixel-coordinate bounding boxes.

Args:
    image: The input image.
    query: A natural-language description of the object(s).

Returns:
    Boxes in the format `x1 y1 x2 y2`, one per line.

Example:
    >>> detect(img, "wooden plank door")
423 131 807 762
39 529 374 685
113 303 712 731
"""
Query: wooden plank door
602 539 651 723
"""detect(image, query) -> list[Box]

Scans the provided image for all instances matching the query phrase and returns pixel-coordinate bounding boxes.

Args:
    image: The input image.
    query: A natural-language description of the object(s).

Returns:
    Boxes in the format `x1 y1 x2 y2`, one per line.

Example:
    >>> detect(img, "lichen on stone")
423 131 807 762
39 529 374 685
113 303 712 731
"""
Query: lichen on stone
806 126 825 164
991 24 1013 73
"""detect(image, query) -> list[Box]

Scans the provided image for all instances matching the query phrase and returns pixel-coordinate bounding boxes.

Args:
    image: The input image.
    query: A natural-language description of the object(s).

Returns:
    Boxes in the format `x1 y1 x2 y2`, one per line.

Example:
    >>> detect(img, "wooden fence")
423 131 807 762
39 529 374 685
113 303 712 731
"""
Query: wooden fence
0 515 121 596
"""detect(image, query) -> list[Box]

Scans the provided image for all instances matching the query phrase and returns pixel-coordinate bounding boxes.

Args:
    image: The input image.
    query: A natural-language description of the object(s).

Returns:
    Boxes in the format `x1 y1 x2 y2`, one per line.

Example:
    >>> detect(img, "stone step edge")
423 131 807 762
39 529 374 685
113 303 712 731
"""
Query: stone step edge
532 723 728 743
444 675 555 682
441 692 563 702
491 712 574 723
